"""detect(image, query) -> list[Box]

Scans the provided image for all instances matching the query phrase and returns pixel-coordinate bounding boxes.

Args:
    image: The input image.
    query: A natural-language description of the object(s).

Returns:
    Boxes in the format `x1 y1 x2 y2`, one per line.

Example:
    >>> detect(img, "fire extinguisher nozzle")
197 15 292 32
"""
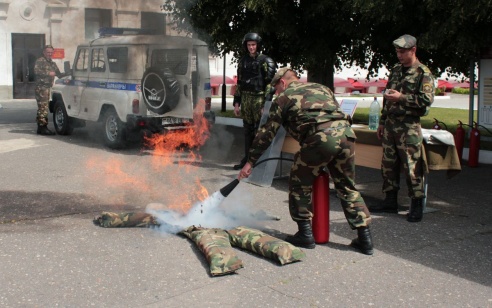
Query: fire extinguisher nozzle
219 179 240 197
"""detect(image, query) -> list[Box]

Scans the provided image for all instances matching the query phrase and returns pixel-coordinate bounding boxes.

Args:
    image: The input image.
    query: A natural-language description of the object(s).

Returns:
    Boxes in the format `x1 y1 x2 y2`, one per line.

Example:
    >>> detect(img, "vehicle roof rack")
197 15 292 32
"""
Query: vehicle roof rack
98 27 160 37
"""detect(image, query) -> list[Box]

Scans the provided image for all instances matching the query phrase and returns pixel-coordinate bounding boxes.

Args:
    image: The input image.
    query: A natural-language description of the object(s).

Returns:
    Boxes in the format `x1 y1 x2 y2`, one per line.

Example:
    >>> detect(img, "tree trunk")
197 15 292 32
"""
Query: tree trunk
306 60 335 91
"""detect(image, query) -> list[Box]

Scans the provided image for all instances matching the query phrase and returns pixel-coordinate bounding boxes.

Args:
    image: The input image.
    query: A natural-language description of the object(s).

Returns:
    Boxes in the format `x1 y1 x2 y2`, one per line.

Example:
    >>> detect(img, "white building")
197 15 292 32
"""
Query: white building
0 0 225 100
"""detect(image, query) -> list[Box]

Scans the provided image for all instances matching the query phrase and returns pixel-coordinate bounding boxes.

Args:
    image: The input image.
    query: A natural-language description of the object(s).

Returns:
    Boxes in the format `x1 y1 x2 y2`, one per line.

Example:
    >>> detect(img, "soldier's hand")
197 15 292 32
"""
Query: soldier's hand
234 104 241 117
376 124 384 139
383 89 401 102
238 162 252 180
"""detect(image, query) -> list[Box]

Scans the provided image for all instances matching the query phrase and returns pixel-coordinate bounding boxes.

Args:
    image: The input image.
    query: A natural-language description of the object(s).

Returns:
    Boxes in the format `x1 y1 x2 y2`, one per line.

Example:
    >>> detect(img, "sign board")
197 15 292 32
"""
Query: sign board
52 48 65 59
479 59 492 128
339 99 358 118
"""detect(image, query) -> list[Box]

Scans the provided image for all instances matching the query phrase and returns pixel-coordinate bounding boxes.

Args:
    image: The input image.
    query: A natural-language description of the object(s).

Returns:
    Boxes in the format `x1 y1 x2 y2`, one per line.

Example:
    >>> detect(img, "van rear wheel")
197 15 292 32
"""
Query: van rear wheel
102 109 126 149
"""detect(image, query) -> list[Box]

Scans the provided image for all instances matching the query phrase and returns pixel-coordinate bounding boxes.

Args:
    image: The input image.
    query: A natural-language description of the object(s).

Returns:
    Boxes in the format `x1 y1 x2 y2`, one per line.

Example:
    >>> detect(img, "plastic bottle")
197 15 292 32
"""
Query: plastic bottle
368 97 380 130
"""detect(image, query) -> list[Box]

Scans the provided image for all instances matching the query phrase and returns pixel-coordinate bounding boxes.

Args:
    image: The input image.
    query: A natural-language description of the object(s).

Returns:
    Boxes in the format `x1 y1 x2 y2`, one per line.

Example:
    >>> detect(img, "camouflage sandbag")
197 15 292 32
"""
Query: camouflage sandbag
227 226 306 265
93 212 159 228
181 226 243 276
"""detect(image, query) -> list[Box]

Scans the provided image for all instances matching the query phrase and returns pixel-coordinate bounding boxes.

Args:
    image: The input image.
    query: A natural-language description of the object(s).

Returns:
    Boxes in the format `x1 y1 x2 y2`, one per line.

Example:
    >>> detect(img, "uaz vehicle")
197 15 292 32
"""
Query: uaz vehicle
50 28 214 149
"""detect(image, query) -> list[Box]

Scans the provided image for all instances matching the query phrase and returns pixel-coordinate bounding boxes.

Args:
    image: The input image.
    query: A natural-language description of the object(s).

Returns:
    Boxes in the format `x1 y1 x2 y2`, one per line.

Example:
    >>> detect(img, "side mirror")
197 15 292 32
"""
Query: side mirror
64 61 72 76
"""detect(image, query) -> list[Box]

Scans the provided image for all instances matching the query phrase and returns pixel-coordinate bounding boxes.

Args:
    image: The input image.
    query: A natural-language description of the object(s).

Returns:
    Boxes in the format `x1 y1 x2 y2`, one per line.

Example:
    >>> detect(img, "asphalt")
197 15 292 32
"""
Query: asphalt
0 98 491 307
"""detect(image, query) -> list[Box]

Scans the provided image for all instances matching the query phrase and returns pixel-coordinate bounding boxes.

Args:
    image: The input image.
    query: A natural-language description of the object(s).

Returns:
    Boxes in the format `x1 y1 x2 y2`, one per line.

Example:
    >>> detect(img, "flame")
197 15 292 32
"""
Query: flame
86 99 212 212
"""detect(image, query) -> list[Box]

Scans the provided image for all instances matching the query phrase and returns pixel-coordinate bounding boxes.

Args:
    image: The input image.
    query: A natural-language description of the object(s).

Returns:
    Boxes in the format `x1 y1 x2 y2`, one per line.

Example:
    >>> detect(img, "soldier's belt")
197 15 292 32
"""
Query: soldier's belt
314 121 351 134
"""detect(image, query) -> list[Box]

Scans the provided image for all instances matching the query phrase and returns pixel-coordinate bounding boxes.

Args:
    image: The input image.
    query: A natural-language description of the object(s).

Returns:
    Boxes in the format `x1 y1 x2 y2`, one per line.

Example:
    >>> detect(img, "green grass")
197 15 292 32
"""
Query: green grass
352 108 474 135
216 110 236 118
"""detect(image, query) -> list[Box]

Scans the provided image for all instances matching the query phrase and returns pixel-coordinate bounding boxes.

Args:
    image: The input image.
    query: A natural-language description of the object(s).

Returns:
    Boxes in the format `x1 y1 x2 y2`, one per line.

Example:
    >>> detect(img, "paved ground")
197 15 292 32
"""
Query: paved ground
0 98 490 307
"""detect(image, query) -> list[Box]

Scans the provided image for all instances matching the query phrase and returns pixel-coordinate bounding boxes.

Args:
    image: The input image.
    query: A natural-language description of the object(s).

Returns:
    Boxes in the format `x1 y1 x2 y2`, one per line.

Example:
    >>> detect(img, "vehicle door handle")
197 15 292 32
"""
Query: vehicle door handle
184 84 188 97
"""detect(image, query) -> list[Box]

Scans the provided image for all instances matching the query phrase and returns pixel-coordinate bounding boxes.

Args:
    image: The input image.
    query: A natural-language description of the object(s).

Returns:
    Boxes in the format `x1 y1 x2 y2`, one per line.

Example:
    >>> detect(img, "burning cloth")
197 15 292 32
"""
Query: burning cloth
93 211 159 228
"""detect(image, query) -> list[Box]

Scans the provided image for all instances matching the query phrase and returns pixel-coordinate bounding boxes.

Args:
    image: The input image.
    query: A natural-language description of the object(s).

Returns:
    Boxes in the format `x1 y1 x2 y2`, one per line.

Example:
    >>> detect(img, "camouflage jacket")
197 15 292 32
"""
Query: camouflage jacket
34 56 63 88
248 81 351 165
233 53 276 106
381 60 435 123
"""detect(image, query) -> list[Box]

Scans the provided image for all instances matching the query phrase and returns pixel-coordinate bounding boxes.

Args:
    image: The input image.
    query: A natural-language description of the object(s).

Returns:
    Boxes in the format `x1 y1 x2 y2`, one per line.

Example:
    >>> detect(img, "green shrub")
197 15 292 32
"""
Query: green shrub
452 87 478 95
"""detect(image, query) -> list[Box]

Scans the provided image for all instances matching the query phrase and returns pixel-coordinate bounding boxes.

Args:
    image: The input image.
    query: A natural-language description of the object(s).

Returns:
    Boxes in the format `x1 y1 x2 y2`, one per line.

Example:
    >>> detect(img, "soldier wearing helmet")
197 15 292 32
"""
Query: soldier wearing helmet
232 32 276 170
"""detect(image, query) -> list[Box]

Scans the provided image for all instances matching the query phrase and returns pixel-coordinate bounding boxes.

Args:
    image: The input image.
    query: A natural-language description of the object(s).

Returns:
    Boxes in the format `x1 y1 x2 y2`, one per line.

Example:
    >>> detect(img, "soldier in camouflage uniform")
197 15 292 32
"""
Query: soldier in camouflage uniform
370 34 435 223
232 33 276 170
34 45 66 135
238 67 373 255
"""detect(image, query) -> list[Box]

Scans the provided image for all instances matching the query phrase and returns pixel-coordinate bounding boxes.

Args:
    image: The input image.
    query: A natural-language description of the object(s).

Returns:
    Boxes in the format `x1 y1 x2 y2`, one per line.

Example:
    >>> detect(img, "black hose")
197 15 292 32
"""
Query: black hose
252 157 294 168
463 123 492 135
221 157 293 196
478 124 492 135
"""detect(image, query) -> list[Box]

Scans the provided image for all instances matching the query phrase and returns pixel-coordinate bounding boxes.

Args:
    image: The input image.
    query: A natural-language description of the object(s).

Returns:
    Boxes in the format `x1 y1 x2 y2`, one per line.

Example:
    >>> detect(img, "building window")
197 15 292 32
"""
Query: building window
141 12 166 35
85 8 112 40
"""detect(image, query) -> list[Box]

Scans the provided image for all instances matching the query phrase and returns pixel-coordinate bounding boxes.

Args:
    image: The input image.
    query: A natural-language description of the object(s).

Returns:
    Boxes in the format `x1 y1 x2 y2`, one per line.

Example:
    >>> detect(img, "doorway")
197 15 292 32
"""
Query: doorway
12 33 45 99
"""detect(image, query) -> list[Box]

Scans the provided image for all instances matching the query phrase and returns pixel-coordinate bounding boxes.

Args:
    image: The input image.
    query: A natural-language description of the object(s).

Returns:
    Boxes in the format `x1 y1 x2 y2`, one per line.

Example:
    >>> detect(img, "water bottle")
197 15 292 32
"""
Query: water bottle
368 97 380 130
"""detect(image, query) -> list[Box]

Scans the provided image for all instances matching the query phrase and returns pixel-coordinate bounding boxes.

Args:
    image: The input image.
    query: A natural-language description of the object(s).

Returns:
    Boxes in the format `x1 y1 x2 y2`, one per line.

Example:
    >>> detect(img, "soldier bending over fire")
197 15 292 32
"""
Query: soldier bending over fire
238 67 374 255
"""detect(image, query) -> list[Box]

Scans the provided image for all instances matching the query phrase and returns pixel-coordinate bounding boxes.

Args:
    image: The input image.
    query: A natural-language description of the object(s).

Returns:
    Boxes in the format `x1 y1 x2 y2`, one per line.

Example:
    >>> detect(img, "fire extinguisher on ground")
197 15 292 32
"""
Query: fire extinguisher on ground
454 120 465 165
312 171 330 244
468 121 481 167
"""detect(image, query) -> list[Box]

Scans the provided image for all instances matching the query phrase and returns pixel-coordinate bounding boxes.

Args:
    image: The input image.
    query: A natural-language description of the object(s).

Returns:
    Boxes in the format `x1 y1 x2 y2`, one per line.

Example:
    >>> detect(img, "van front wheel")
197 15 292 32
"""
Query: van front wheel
53 100 74 135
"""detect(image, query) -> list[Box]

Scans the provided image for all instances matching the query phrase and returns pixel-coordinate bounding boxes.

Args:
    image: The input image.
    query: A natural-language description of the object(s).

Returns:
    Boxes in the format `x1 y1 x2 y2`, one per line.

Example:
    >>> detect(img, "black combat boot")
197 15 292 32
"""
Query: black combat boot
350 226 374 255
407 198 424 222
37 125 55 136
234 122 256 170
233 157 247 170
285 220 316 249
369 190 399 213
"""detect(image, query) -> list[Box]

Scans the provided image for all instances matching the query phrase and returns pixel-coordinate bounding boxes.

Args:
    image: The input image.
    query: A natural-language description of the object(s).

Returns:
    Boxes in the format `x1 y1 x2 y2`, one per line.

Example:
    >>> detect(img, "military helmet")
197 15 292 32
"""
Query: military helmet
242 32 262 51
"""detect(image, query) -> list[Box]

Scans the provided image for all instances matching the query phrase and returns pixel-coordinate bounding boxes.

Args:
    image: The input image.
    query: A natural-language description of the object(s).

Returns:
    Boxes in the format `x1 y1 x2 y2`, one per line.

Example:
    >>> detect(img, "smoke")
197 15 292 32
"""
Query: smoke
146 182 276 234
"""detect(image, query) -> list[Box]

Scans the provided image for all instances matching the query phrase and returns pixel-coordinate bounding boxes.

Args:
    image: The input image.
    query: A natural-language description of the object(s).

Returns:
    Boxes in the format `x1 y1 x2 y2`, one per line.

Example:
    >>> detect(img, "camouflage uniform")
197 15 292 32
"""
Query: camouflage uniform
381 61 435 198
233 52 276 166
248 81 371 230
34 55 63 126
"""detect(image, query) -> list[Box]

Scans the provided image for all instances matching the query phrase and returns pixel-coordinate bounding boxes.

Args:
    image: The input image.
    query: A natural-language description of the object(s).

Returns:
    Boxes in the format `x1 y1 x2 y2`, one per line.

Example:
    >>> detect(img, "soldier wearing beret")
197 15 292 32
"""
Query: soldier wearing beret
370 34 435 222
34 45 66 135
238 67 373 255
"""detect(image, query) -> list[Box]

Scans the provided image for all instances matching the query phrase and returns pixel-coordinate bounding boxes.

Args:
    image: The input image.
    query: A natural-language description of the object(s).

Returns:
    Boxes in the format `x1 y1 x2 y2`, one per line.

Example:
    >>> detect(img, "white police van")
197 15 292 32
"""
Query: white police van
50 28 214 149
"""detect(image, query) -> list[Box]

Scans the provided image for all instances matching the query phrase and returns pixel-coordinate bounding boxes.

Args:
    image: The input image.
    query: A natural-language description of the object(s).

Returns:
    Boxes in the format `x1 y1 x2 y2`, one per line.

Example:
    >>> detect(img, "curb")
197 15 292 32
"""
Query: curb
215 117 242 127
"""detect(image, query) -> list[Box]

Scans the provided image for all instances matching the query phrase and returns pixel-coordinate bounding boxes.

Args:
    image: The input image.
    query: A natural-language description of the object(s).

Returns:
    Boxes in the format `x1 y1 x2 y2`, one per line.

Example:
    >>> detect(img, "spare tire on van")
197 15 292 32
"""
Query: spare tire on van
141 67 180 115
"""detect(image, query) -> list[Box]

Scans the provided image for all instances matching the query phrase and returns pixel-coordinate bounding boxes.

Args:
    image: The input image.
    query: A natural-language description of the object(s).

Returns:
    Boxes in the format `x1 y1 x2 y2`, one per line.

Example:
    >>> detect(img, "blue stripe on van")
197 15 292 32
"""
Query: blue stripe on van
55 79 139 91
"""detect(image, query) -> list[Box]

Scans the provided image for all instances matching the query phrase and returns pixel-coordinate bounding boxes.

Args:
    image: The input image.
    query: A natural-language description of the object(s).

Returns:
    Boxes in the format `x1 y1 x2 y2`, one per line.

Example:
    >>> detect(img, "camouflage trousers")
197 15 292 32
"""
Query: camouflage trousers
35 86 50 126
289 126 371 229
240 91 265 126
381 116 425 198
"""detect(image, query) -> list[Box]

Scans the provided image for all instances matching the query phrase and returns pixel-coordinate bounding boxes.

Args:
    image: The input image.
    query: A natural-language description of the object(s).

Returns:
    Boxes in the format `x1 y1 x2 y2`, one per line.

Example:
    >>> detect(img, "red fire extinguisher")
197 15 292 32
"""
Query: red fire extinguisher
468 121 480 167
454 120 465 165
433 118 442 130
312 171 330 244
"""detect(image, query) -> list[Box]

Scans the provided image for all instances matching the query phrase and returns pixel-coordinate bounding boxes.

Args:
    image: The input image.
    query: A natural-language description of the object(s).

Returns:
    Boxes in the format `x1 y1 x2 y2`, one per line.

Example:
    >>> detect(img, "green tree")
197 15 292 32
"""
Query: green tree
161 0 492 87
